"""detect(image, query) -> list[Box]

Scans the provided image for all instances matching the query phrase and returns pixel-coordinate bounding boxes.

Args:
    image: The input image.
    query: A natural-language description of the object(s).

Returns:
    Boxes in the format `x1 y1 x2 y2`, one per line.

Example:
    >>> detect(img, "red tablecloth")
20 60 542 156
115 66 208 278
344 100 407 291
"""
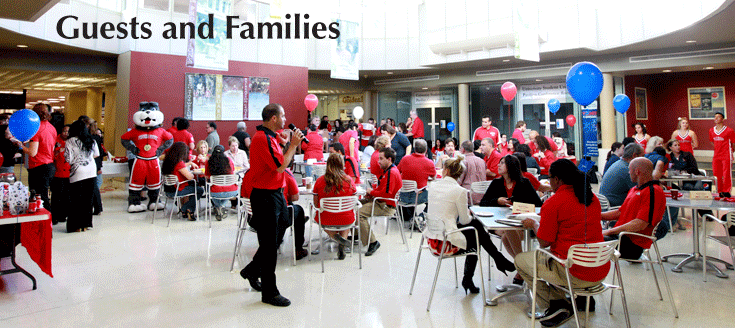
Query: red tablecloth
0 209 53 277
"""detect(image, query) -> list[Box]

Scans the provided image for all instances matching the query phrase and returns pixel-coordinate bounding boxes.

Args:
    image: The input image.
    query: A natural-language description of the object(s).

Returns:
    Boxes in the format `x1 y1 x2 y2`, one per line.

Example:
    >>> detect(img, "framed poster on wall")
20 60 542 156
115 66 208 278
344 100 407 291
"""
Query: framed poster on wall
689 86 726 119
635 87 647 120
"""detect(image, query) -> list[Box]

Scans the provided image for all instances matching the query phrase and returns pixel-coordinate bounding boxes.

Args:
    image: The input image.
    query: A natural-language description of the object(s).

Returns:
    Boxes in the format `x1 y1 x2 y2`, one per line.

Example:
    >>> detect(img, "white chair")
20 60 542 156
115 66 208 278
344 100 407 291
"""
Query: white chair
409 214 485 312
397 180 427 245
469 180 492 205
698 169 707 176
617 229 678 318
309 196 362 273
154 174 199 227
530 240 631 328
595 192 611 212
703 213 735 278
205 174 241 228
527 167 538 175
367 194 407 251
230 197 253 272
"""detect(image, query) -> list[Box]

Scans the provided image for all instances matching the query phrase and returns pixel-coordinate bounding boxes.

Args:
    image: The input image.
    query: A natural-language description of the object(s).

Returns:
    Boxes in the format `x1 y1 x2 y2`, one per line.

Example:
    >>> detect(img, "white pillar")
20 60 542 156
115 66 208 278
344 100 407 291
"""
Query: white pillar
458 83 470 142
600 73 616 149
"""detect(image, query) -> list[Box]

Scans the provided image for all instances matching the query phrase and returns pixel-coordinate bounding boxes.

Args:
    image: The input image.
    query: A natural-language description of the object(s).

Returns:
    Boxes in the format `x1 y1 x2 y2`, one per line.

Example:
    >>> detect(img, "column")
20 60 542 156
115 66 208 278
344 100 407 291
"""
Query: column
363 90 372 122
600 73 616 149
458 83 470 142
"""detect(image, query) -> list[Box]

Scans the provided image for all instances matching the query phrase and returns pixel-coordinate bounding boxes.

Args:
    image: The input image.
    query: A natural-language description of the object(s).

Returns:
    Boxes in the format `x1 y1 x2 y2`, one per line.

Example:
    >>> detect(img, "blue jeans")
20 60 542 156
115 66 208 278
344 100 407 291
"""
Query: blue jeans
167 185 204 213
654 207 679 240
304 165 313 179
399 190 428 205
211 190 238 208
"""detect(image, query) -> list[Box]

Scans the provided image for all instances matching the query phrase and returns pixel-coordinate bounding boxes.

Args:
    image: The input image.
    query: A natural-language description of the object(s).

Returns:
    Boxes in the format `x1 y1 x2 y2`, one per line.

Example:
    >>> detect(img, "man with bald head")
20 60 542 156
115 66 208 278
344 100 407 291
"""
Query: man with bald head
600 157 666 260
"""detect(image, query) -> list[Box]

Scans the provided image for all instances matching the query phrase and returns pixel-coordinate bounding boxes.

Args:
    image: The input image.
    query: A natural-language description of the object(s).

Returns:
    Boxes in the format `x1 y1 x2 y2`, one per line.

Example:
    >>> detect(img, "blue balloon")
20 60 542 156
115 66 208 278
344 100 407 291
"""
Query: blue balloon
566 62 604 107
548 99 560 114
447 122 455 132
8 109 40 143
613 94 631 114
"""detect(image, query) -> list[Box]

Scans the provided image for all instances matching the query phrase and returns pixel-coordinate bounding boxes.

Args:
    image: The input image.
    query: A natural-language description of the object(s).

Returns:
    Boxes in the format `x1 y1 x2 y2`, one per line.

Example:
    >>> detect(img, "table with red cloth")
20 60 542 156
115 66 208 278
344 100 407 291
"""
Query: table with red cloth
0 208 53 290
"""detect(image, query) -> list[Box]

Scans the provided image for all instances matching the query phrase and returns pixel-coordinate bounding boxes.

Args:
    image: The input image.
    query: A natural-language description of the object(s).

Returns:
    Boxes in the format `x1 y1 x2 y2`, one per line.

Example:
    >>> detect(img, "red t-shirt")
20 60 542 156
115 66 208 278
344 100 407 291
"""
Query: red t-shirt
29 121 57 168
313 176 357 225
484 151 503 179
397 153 436 189
359 123 375 147
614 181 666 248
167 127 178 135
370 150 382 176
173 161 188 191
283 170 299 204
240 169 254 198
53 136 70 178
523 171 540 190
371 165 402 206
411 117 425 138
709 126 735 160
675 131 694 154
302 131 324 161
344 156 360 182
339 130 360 160
512 128 525 144
537 150 557 176
172 129 195 150
207 158 237 193
473 125 500 144
537 185 610 281
249 126 286 190
120 128 173 159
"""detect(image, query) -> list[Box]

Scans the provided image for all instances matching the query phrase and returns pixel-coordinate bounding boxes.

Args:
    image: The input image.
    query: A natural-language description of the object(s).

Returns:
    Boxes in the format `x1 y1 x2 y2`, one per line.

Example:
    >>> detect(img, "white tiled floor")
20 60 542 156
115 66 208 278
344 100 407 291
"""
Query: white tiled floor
2 183 735 327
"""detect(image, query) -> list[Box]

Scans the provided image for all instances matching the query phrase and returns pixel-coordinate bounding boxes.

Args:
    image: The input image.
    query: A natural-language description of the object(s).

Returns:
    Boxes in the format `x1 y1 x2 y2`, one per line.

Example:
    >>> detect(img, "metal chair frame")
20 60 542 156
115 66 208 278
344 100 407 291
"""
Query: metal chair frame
397 180 428 241
469 180 492 206
153 174 199 227
703 213 735 277
308 196 362 273
205 174 241 228
230 197 253 272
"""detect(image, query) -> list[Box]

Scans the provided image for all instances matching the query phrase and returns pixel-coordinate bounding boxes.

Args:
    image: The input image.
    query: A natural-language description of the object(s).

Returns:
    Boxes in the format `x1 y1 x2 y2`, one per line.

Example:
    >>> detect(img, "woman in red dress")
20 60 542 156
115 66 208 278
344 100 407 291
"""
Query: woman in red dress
670 117 698 154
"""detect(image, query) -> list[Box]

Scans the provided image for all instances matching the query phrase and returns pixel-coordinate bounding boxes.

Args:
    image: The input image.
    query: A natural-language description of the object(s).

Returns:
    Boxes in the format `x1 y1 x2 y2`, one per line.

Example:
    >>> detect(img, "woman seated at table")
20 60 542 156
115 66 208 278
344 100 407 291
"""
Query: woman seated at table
207 145 238 221
513 152 552 193
225 136 249 173
666 139 701 182
193 140 209 168
516 143 539 172
162 142 204 221
313 153 357 260
479 154 543 285
427 156 516 294
532 136 557 179
644 136 667 180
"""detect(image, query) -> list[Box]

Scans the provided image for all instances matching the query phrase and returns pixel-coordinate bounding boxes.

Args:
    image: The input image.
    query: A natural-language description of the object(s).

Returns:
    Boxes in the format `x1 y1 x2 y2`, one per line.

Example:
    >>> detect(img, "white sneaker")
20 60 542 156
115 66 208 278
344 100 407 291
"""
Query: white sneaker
128 204 147 213
148 202 165 211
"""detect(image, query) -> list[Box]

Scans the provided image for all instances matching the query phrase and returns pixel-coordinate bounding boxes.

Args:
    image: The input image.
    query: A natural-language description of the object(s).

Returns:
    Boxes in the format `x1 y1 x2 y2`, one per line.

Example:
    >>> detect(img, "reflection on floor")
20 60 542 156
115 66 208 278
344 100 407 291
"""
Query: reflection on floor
1 187 734 327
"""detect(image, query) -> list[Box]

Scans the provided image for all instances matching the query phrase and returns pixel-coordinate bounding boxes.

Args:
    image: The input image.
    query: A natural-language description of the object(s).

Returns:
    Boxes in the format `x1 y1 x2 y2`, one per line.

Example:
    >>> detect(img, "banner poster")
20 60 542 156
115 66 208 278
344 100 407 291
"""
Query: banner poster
330 19 360 80
581 107 599 157
185 73 218 120
247 77 270 120
221 76 245 120
187 0 231 71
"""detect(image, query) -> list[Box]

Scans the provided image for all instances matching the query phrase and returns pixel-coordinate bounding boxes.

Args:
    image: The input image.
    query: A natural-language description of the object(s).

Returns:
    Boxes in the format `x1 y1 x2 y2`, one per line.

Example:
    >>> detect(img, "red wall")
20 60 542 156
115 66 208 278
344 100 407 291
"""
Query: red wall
127 51 309 142
625 68 735 150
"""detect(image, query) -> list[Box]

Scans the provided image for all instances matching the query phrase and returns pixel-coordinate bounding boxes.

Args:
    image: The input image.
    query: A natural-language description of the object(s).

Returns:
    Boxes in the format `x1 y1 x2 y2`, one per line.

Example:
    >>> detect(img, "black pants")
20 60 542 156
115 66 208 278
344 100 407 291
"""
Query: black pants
276 204 306 251
245 188 287 299
92 174 103 214
458 219 503 280
605 234 644 260
51 177 70 223
68 177 95 232
28 163 55 211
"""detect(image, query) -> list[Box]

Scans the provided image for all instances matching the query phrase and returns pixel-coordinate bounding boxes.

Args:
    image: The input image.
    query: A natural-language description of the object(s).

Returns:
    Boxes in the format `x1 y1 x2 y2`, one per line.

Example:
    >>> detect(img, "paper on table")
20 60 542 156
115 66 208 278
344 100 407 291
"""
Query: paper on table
512 202 535 214
689 191 713 200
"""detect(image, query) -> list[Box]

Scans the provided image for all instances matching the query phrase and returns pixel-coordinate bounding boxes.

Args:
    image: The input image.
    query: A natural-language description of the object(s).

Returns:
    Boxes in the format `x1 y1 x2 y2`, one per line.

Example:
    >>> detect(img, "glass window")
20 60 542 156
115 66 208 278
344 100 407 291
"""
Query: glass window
470 84 512 139
173 0 189 13
143 0 169 11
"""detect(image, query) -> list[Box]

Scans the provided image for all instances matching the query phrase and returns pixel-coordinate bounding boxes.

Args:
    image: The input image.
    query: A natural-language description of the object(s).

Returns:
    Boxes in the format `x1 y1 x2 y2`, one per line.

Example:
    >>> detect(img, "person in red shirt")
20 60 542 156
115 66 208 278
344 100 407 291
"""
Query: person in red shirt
313 153 358 260
602 158 667 259
239 104 303 308
533 135 558 178
16 103 57 211
405 110 425 140
329 143 360 183
709 112 735 196
473 115 500 145
302 124 324 178
166 117 180 135
171 118 195 154
51 124 71 225
397 139 435 221
339 122 360 162
359 147 402 256
517 159 609 326
512 120 526 144
359 118 376 148
370 135 391 176
278 169 308 260
206 145 237 221
161 142 203 220
480 138 502 179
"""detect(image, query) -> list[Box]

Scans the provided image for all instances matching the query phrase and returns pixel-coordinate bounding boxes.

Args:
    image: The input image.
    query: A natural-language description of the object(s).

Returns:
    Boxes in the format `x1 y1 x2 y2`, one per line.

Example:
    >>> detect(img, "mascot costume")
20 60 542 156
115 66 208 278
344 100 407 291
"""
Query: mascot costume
121 102 173 212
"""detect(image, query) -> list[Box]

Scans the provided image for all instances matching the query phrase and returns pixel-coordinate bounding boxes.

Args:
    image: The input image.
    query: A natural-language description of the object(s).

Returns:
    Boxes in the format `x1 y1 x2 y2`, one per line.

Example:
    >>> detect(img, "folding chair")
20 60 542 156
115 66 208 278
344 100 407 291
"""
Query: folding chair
153 174 199 227
397 180 427 241
230 197 253 272
530 240 631 328
205 174 241 228
703 213 735 279
308 196 362 273
409 214 485 312
367 195 407 251
469 180 492 206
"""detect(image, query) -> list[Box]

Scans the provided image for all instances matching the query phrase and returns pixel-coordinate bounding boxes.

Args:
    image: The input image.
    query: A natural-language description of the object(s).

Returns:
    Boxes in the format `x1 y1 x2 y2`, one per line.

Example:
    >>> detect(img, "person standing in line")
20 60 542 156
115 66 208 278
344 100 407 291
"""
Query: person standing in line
709 112 735 197
205 122 220 154
64 120 99 233
671 117 698 154
51 125 71 225
405 110 425 141
473 115 500 145
15 103 57 211
232 121 251 155
239 104 303 307
512 121 526 144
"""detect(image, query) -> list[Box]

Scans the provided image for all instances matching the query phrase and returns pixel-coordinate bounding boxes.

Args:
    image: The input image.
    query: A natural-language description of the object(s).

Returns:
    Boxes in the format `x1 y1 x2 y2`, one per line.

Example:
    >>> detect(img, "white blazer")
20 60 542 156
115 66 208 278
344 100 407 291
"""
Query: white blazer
425 177 472 249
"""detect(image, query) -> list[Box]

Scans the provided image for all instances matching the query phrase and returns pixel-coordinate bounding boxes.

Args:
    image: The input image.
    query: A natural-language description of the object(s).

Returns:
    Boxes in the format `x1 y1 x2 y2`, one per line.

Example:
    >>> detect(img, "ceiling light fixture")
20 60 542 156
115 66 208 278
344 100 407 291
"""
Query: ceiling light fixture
705 66 714 69
502 59 510 62
17 45 27 48
387 72 393 75
535 79 543 82
422 87 428 90
662 69 672 72
686 40 697 43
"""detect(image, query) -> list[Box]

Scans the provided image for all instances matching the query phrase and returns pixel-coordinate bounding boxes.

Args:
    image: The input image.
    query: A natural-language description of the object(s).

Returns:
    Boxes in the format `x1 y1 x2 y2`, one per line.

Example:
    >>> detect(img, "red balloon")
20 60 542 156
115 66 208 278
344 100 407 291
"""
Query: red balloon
304 94 318 112
500 82 517 102
566 115 577 127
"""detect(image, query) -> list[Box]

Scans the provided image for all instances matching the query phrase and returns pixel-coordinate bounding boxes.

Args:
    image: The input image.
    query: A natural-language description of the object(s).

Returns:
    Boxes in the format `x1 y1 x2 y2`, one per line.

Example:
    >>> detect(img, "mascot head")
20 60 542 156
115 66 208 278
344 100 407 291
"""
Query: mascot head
134 101 164 130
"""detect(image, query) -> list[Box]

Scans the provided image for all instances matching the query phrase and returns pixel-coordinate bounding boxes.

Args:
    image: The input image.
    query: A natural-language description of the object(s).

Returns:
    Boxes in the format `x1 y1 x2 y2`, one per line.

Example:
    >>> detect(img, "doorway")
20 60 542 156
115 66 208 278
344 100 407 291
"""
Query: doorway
416 106 452 144
523 102 576 156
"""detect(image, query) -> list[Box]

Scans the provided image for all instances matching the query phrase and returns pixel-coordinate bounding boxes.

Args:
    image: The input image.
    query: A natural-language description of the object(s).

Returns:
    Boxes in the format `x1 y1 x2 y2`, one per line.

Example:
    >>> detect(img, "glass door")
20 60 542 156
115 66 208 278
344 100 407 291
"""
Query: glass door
417 107 453 144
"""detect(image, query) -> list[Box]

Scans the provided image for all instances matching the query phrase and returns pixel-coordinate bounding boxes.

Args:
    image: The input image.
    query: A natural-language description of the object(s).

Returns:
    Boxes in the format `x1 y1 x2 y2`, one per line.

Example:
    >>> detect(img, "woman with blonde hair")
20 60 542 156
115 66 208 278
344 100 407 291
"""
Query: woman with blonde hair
426 155 515 294
670 117 698 154
193 140 209 168
313 153 357 260
225 136 249 172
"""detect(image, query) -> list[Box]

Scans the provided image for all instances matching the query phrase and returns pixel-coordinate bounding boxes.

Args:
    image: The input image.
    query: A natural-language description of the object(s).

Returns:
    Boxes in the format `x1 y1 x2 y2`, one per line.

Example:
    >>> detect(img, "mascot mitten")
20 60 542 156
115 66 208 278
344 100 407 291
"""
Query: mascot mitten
121 102 173 213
